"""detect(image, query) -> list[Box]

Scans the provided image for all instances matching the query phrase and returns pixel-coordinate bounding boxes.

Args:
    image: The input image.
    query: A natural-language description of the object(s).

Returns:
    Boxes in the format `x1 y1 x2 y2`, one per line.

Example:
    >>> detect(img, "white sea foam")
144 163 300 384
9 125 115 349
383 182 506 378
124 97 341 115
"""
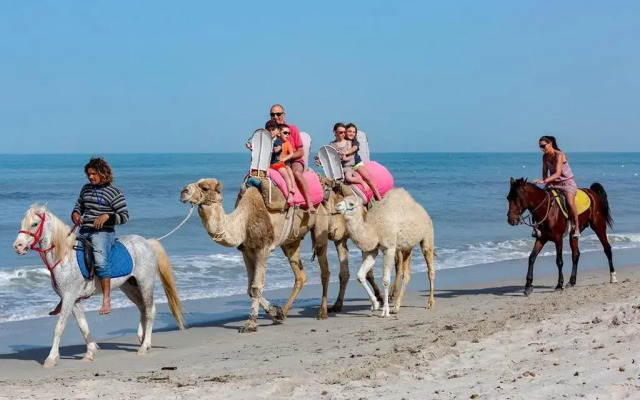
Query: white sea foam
2 233 640 323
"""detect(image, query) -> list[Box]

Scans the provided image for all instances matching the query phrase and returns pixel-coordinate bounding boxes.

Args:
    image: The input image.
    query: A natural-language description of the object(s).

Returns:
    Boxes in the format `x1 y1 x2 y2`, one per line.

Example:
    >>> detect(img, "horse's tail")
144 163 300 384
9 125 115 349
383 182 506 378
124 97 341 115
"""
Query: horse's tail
149 239 186 330
590 182 613 228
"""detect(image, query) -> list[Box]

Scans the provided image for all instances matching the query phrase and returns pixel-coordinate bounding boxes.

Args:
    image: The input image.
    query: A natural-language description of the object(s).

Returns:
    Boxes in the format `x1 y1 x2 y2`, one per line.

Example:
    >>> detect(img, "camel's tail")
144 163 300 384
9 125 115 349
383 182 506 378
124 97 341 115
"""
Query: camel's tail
149 239 186 330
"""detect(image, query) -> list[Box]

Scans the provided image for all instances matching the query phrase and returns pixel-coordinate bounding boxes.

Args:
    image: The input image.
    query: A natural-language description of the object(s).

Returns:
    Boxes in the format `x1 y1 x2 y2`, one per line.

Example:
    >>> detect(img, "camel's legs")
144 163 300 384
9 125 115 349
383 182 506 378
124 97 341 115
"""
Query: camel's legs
422 242 436 309
239 249 260 332
380 247 396 317
44 295 76 368
72 303 98 362
329 238 350 313
356 249 379 311
390 250 408 302
391 250 413 313
312 227 330 320
281 242 307 317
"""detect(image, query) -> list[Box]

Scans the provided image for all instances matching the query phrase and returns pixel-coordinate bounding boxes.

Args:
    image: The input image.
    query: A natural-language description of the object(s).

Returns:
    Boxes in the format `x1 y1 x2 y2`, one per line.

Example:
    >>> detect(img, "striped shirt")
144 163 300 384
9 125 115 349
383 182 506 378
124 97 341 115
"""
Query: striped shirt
72 183 129 232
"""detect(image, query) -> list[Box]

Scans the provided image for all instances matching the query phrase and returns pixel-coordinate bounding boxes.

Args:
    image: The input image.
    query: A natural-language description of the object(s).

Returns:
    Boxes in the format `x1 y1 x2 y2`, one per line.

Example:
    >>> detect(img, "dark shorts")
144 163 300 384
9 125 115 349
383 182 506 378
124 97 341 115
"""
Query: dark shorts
290 160 304 170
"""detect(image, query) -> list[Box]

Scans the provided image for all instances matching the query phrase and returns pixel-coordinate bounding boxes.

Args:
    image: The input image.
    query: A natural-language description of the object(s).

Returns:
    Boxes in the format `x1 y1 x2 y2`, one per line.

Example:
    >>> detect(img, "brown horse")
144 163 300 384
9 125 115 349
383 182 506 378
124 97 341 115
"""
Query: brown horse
506 177 615 296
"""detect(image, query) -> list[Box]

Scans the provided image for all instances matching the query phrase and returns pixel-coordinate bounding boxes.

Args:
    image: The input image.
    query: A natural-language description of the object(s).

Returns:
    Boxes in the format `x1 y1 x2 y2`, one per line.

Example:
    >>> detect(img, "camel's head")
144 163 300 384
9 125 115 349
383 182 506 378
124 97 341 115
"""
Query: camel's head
319 176 341 203
336 195 362 215
180 179 223 206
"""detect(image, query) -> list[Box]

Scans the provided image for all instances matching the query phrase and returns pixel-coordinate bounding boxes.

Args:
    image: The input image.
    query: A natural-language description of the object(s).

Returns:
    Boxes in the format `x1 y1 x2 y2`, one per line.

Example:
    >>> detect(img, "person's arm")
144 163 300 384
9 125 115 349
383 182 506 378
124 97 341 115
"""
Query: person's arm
103 189 129 227
71 188 85 224
342 140 359 156
543 154 564 184
533 155 556 184
273 144 282 153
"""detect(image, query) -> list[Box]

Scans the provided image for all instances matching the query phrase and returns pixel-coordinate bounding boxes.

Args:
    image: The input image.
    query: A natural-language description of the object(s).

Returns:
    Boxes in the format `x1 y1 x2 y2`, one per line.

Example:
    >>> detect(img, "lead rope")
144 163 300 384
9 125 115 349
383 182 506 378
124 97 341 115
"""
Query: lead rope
155 205 195 241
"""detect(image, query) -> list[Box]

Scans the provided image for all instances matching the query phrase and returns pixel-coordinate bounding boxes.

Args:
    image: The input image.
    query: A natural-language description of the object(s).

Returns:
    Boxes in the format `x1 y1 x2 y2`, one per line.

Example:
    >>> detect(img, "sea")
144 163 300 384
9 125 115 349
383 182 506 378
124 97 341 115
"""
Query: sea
1 152 639 323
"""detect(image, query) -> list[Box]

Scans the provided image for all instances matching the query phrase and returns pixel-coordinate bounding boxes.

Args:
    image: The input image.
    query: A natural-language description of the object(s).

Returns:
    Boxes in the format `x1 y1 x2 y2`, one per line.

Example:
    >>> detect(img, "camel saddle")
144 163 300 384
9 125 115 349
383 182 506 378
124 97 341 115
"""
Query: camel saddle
549 189 591 219
316 142 394 205
246 128 322 211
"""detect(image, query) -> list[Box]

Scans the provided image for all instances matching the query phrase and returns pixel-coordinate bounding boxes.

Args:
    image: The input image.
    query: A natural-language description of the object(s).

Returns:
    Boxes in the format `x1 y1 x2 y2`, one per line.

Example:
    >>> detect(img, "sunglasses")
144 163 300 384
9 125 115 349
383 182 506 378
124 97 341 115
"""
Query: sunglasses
539 143 548 149
270 112 284 117
282 131 290 135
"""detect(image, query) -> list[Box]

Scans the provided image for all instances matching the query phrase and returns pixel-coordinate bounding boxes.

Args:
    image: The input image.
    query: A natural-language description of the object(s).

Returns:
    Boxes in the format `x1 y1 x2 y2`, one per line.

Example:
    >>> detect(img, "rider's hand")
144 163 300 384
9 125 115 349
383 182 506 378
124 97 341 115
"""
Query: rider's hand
72 212 83 225
93 214 109 229
532 179 545 184
246 142 253 150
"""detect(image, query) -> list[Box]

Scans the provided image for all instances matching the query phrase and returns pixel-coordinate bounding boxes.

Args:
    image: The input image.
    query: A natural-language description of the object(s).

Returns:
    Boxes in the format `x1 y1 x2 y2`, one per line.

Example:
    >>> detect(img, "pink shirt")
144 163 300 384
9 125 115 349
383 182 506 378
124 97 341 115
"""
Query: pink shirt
284 122 304 163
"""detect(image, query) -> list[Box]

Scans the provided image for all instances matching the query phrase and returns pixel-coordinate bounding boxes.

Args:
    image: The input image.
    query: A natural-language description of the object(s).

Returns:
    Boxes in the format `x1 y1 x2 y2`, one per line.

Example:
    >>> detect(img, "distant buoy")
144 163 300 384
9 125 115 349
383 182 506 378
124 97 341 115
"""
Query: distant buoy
522 165 526 168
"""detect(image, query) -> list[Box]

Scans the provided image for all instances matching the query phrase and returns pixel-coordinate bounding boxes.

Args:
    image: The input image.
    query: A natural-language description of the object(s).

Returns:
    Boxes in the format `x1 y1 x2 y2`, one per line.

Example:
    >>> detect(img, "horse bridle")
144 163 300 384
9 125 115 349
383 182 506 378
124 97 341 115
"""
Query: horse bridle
511 189 553 232
18 212 81 274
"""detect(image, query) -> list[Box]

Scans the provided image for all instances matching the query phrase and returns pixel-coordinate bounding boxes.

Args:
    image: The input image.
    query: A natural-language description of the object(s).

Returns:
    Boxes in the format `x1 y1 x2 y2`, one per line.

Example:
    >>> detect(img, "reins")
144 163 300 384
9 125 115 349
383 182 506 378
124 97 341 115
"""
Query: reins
517 190 553 234
19 213 81 285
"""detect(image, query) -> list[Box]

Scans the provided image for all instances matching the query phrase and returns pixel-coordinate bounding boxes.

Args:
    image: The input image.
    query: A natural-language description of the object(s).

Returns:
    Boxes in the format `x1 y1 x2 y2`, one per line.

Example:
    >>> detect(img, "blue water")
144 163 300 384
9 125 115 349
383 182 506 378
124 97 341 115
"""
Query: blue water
1 152 639 322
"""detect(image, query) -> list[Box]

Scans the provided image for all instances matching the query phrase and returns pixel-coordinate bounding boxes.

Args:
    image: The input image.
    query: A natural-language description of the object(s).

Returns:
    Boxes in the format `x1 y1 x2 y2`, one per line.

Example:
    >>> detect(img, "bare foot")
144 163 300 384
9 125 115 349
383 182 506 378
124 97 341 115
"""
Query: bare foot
49 301 62 316
99 300 111 315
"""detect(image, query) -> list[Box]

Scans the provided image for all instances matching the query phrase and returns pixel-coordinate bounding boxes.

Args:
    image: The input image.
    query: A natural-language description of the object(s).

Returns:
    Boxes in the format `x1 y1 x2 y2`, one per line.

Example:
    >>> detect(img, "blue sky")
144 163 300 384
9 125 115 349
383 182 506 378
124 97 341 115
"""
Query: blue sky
1 1 638 153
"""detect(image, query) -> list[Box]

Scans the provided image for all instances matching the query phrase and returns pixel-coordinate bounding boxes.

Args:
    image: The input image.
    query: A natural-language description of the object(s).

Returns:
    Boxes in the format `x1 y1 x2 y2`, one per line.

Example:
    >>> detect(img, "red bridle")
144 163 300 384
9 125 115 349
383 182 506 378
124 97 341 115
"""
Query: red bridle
18 212 81 277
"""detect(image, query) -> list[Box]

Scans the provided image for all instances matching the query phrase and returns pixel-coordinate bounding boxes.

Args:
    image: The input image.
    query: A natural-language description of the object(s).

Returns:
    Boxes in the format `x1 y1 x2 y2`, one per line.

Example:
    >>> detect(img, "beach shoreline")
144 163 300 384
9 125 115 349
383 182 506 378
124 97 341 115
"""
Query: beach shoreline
0 251 639 399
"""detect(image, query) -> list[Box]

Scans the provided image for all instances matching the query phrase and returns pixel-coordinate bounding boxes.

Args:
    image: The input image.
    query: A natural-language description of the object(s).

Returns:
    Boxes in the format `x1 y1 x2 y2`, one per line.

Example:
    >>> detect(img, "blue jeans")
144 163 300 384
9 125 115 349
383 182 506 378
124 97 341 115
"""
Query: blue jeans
80 229 115 279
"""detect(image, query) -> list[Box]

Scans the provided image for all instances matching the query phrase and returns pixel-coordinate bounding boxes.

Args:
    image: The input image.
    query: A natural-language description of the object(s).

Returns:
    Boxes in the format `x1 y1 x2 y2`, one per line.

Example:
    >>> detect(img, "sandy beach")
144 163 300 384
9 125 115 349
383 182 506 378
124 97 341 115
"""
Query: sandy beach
0 251 638 400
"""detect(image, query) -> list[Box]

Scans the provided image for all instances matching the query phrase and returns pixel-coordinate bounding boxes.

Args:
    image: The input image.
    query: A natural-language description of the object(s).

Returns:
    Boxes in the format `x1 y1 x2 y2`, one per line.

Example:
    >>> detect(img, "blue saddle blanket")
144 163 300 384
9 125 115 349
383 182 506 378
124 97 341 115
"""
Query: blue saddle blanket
76 239 133 280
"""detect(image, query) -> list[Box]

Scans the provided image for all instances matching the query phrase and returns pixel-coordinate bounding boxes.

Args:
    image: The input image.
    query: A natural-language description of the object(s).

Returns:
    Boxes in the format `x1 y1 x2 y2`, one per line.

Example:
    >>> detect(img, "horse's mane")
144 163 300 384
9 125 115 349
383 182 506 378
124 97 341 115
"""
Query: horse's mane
508 177 542 203
29 204 75 263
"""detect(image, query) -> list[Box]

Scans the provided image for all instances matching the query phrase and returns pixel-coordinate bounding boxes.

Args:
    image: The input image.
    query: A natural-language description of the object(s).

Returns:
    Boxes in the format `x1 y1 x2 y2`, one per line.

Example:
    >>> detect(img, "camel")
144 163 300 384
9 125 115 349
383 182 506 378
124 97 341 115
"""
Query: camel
318 177 409 311
336 188 435 317
181 178 333 332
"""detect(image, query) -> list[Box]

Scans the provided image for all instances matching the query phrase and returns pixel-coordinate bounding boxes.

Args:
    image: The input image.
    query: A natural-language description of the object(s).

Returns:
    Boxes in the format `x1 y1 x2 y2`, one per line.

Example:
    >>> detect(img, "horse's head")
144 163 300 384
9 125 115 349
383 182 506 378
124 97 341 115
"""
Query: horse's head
13 203 48 255
506 177 531 226
181 178 223 206
336 195 363 216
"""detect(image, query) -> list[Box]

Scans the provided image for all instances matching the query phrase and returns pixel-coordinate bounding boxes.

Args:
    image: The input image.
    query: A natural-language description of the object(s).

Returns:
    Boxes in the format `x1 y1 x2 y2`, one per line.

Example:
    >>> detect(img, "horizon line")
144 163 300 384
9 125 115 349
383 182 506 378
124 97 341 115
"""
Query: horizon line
2 151 640 156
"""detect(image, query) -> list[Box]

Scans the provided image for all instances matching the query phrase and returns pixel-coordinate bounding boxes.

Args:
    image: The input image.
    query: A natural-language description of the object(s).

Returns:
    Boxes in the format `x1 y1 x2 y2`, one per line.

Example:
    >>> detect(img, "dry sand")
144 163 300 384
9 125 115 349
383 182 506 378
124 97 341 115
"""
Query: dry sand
1 265 639 400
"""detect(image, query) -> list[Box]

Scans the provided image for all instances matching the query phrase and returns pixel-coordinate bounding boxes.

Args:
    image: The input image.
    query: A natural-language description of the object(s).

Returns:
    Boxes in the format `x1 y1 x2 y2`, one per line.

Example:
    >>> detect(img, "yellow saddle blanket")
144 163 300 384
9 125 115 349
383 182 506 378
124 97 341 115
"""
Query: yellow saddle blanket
550 189 590 218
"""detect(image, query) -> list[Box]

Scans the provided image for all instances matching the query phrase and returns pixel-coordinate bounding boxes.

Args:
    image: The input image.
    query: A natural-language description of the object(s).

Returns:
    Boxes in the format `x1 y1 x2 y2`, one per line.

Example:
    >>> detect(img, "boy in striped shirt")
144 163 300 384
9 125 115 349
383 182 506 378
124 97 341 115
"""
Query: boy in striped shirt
50 157 129 316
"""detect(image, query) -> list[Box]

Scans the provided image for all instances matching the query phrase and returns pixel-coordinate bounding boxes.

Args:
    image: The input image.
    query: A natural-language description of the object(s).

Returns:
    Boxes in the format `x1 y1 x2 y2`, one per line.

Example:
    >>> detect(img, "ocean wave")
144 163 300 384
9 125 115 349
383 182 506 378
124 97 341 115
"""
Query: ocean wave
1 232 640 323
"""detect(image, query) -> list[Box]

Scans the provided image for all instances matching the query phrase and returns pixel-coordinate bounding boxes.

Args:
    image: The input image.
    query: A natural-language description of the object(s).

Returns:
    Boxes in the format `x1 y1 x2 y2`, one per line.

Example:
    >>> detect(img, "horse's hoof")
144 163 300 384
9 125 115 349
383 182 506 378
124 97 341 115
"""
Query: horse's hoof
43 357 57 368
554 286 564 292
82 356 94 362
524 287 533 297
380 308 390 317
316 310 329 320
137 347 149 355
427 300 435 309
610 273 618 284
390 306 400 314
371 301 380 311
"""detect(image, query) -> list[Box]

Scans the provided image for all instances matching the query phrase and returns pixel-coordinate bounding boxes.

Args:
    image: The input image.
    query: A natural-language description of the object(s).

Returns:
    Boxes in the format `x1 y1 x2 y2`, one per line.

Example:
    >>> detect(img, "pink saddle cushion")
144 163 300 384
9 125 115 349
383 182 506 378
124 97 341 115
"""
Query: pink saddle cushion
351 161 394 202
268 169 324 208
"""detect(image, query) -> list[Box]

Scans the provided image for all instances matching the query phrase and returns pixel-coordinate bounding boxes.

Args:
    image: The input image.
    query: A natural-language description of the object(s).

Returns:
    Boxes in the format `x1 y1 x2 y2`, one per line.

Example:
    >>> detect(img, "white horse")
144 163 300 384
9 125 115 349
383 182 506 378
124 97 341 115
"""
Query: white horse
12 204 186 368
